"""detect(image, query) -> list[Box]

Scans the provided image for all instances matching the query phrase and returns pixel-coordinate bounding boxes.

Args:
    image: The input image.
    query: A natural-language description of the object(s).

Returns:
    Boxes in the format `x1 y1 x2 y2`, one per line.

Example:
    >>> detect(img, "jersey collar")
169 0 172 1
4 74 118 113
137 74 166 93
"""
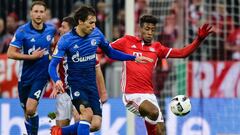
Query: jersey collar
30 21 46 33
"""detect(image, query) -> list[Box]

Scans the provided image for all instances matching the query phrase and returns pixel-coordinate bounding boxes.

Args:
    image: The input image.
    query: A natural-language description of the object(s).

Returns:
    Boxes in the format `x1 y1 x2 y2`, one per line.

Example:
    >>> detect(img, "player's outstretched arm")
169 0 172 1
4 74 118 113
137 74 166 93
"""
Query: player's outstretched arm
168 24 214 58
103 46 153 63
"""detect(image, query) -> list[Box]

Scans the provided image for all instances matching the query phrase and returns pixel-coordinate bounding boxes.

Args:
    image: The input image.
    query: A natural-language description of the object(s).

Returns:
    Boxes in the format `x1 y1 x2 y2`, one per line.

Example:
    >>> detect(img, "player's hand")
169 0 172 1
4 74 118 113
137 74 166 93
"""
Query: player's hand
135 56 153 63
50 87 58 98
197 24 214 41
55 80 65 93
31 47 46 59
79 105 93 122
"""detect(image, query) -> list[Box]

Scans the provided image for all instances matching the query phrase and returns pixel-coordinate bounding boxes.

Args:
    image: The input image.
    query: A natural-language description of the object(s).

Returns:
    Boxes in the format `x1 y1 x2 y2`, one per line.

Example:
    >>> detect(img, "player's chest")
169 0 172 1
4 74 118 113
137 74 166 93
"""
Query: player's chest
67 38 100 56
24 32 53 48
126 43 158 61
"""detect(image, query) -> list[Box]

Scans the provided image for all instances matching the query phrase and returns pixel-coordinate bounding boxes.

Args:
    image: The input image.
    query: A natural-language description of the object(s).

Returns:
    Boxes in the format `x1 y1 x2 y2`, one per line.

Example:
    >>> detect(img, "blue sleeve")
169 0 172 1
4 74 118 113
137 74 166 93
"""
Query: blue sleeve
48 57 62 82
52 36 67 58
10 28 24 48
98 33 136 61
77 121 90 135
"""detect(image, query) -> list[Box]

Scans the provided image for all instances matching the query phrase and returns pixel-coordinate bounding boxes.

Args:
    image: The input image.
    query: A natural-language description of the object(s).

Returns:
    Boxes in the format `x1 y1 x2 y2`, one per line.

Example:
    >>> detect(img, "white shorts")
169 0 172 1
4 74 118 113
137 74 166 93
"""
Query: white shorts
56 93 73 120
122 93 164 123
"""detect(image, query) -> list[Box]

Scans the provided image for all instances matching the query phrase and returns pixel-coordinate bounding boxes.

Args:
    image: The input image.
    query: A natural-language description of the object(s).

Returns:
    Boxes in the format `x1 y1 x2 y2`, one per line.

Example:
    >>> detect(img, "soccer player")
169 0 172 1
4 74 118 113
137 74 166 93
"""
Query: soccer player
48 6 152 135
110 15 213 135
52 16 108 127
7 1 56 135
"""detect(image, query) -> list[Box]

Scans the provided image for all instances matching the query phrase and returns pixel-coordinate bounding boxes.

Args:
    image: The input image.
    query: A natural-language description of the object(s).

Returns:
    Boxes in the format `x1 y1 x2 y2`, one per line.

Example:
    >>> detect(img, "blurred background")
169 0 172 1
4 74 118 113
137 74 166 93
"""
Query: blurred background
0 0 240 135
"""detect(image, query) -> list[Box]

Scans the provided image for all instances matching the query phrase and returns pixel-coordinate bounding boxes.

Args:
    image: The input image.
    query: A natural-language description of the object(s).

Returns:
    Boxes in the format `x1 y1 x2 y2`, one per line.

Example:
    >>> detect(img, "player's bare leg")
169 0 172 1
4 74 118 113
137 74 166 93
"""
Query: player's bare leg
139 100 165 135
76 104 102 132
26 98 38 116
56 119 70 127
90 115 102 132
25 98 39 134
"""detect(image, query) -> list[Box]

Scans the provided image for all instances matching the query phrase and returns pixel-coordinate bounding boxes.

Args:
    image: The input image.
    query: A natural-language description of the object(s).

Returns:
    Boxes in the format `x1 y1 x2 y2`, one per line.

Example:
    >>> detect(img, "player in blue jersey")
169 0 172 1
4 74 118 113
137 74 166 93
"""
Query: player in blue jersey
7 1 56 135
49 5 152 135
51 16 108 127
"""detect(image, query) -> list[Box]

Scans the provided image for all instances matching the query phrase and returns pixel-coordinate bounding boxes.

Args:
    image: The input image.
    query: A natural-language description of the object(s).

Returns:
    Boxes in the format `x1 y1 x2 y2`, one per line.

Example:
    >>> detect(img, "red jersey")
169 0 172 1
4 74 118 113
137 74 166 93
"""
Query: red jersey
111 35 172 94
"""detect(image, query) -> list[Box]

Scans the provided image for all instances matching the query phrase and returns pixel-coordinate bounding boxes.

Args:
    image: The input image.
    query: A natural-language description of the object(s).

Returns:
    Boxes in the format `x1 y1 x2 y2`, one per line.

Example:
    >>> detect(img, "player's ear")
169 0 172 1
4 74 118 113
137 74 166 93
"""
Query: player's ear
78 20 83 25
29 10 32 17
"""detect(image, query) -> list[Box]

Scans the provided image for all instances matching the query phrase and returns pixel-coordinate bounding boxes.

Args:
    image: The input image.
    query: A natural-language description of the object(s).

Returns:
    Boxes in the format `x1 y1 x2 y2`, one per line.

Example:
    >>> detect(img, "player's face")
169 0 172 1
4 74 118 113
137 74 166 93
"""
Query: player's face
59 21 71 36
140 23 156 43
30 5 46 25
79 15 96 35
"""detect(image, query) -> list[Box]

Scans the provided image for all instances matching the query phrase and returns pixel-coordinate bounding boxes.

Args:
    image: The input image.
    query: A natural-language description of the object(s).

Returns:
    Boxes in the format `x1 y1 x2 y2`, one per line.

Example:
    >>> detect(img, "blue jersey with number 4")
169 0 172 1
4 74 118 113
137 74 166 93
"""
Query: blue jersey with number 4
10 22 56 84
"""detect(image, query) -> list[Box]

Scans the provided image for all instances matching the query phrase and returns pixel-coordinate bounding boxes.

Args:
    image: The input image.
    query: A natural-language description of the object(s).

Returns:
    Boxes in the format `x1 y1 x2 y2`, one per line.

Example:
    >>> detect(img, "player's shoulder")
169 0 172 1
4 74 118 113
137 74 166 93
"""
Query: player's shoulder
112 35 140 45
123 35 141 43
15 22 30 33
92 27 104 37
45 23 56 32
58 31 72 43
151 41 164 48
93 27 102 33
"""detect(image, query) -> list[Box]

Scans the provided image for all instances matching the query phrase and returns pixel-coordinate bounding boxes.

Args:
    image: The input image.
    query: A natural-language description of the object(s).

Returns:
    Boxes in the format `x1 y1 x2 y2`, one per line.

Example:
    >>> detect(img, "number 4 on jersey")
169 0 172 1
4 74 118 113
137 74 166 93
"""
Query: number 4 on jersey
34 90 42 99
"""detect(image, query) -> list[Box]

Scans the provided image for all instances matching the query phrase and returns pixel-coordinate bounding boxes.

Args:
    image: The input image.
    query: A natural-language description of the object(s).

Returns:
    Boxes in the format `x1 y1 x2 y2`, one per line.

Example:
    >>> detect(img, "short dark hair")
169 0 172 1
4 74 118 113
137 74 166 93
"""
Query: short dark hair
31 1 47 10
62 16 75 29
74 5 96 22
139 15 158 27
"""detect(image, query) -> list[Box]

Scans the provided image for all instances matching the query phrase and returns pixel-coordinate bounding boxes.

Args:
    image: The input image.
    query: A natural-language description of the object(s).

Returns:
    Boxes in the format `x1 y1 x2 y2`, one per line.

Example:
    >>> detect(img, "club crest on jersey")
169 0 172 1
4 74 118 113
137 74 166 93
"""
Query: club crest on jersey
46 35 52 41
91 39 97 46
149 47 155 52
133 52 142 57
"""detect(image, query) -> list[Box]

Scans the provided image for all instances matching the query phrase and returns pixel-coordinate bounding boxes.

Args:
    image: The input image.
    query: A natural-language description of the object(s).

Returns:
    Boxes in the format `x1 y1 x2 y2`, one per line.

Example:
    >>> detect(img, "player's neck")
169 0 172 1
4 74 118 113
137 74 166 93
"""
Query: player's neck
31 21 43 30
76 26 86 37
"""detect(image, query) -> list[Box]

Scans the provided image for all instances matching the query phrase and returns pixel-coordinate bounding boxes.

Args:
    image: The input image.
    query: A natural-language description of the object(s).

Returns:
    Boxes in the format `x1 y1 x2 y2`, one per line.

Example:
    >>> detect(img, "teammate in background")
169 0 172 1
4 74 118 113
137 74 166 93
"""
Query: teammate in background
48 6 152 135
51 16 108 127
110 15 213 135
7 1 56 135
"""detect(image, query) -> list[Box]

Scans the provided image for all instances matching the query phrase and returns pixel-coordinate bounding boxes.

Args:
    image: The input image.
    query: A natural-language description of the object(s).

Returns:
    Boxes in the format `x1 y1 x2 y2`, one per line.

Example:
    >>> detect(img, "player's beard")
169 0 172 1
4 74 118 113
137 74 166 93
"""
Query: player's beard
33 18 43 26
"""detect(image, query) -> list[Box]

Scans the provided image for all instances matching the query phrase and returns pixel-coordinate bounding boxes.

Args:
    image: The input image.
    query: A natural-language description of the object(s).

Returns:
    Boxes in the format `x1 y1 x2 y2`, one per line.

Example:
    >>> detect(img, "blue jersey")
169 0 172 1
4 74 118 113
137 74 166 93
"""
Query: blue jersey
10 22 56 84
51 27 135 88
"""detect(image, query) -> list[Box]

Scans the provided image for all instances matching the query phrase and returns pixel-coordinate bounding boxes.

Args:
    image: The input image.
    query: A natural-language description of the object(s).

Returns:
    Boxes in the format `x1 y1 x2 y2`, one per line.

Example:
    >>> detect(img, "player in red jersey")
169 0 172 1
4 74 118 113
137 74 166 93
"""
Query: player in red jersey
111 15 213 135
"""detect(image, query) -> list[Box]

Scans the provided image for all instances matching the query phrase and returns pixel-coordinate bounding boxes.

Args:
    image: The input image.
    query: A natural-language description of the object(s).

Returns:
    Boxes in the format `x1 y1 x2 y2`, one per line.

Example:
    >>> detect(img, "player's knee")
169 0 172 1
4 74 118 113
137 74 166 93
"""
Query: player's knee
148 109 159 121
25 108 36 116
90 121 101 132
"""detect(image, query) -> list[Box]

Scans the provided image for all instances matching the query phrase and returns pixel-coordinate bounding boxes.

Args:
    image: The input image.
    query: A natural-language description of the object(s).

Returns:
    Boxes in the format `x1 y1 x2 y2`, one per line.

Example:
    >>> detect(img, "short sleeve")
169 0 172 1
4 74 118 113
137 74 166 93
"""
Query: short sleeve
10 28 25 48
52 37 68 58
111 38 126 52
